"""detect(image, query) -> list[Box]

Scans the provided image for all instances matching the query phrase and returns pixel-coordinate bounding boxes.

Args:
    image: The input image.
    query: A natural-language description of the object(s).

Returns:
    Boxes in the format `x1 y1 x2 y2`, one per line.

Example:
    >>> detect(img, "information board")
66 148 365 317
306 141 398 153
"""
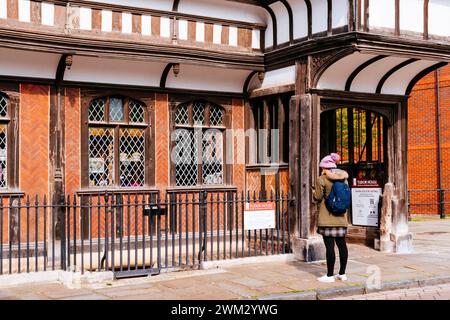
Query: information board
244 202 276 231
351 188 382 227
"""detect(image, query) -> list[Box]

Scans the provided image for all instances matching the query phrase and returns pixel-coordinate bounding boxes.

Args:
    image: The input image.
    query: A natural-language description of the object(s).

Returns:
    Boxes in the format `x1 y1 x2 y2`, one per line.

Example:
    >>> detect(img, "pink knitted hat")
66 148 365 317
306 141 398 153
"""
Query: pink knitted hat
319 153 340 168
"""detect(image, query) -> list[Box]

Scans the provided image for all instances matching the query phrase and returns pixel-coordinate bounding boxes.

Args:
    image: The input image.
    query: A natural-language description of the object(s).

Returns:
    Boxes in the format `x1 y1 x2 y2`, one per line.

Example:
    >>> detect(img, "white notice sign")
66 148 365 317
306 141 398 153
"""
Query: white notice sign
244 202 276 231
351 188 382 227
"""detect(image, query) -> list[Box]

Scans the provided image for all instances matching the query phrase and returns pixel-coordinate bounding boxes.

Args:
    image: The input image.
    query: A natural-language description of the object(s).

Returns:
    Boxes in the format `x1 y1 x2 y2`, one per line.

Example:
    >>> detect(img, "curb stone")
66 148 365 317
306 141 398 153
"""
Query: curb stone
258 275 450 300
259 291 317 300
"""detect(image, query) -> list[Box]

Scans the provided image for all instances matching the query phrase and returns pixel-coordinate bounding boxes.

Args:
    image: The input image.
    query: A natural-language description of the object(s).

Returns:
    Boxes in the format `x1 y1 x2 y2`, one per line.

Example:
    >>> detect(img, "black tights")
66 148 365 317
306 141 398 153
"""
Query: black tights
323 236 348 277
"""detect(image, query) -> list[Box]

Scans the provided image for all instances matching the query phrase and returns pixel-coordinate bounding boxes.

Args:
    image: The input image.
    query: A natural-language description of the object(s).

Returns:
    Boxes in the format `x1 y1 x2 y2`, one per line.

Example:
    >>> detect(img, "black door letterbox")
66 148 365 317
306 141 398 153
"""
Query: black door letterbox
143 204 167 216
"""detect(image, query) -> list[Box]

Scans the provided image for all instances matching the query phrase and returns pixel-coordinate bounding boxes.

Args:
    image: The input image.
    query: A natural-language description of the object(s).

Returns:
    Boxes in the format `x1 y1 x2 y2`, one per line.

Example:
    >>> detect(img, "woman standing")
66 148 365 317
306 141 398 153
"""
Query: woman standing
313 153 349 283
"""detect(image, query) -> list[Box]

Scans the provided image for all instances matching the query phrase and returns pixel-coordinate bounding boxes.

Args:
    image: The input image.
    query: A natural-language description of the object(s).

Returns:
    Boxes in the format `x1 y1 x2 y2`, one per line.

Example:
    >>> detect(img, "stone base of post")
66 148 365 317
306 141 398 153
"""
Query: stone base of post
292 236 326 262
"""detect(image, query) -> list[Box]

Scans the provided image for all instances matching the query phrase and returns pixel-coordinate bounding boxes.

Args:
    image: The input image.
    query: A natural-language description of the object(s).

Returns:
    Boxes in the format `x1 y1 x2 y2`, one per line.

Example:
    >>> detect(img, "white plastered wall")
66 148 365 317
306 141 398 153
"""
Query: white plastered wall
0 47 60 79
165 64 251 93
288 0 308 39
429 0 450 37
400 0 423 34
83 0 172 11
311 0 327 34
247 65 296 92
370 0 395 29
64 56 166 87
350 57 409 93
332 0 348 29
178 0 266 24
317 53 377 91
381 60 437 95
265 11 274 48
270 1 289 44
0 0 6 19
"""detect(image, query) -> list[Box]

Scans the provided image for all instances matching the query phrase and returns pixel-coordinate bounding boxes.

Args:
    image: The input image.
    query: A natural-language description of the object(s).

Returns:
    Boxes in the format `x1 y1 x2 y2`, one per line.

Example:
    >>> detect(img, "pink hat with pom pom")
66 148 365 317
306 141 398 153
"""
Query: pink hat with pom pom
319 153 340 168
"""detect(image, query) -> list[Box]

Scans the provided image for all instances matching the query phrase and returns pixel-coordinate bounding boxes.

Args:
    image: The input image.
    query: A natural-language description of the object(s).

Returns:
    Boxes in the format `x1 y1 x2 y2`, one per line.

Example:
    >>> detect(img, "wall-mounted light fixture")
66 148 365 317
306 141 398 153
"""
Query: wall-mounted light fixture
258 71 265 82
173 63 180 77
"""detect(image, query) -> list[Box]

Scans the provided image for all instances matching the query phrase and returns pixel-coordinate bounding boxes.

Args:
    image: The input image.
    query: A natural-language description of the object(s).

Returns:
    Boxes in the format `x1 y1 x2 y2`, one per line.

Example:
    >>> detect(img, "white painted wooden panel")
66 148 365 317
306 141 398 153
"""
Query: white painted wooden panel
370 0 395 29
141 15 151 36
311 0 328 34
400 0 423 33
178 19 188 40
317 53 377 91
64 56 166 87
381 60 437 95
0 47 60 79
18 0 30 22
429 0 450 37
165 63 251 93
41 2 54 26
252 29 260 49
332 0 348 28
178 0 266 24
160 17 171 38
351 57 409 93
229 26 238 46
287 0 308 39
101 10 112 32
270 1 289 44
122 12 132 33
196 22 205 42
79 7 92 30
213 24 222 44
0 0 6 19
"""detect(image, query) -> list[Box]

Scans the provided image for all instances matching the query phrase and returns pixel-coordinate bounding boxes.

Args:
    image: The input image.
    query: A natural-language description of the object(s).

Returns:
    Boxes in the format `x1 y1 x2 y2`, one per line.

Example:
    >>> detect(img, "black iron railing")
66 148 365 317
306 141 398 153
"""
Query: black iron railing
0 191 293 277
407 189 449 219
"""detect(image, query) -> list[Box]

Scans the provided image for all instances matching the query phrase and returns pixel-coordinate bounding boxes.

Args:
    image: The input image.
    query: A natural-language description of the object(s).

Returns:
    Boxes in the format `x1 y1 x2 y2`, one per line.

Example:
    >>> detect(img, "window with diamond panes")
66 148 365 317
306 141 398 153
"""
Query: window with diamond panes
88 96 147 188
0 94 8 189
173 101 225 187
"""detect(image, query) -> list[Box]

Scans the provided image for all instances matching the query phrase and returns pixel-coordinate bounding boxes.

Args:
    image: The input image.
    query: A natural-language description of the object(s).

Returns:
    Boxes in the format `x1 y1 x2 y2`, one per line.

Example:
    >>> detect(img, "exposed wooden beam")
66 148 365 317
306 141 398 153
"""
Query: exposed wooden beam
55 54 73 86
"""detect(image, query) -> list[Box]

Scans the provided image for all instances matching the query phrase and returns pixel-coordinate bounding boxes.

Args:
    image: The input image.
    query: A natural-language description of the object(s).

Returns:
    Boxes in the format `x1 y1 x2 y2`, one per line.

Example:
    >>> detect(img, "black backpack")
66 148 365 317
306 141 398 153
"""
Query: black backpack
325 180 351 216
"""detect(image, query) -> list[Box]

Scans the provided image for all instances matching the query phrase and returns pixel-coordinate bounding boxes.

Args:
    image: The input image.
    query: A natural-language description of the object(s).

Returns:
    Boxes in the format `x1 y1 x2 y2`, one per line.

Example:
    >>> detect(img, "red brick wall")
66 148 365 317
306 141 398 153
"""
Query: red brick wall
64 87 81 195
232 98 245 192
19 84 49 197
155 93 169 189
408 65 450 214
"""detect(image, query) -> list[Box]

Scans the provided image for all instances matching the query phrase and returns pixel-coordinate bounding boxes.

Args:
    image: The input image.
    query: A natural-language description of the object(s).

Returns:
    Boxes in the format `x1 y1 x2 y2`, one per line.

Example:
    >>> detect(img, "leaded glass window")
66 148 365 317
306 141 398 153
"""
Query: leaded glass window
88 96 147 188
0 94 8 189
173 101 225 187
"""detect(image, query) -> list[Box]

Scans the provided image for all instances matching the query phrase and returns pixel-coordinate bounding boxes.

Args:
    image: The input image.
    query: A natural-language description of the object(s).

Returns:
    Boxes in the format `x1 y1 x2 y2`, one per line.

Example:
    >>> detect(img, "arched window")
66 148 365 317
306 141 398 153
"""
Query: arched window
87 96 148 188
0 93 8 188
173 100 225 187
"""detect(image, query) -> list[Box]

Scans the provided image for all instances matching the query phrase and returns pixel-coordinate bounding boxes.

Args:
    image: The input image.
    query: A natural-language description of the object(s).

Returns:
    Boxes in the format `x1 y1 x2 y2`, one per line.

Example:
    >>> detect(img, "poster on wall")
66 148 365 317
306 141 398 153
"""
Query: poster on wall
351 188 382 227
244 202 276 231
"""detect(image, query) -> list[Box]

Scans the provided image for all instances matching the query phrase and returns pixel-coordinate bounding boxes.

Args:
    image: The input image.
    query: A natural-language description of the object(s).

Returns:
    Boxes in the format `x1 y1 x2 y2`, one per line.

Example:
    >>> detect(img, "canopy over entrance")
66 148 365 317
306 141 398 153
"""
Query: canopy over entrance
316 52 447 95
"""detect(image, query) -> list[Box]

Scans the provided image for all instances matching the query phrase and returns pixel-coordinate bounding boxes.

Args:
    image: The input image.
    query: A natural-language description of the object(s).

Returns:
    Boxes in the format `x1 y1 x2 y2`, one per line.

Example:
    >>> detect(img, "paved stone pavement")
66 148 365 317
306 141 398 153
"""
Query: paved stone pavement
0 218 449 300
331 283 450 300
